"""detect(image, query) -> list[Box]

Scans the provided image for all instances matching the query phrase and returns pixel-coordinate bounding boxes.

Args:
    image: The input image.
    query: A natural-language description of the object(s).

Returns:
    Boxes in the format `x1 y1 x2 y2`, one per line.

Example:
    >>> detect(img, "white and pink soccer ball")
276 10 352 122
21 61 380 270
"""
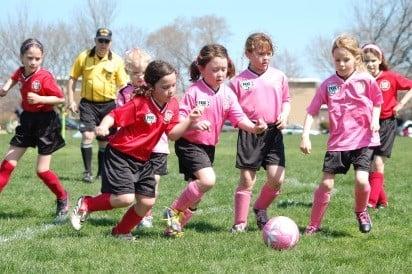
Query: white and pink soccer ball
262 216 300 250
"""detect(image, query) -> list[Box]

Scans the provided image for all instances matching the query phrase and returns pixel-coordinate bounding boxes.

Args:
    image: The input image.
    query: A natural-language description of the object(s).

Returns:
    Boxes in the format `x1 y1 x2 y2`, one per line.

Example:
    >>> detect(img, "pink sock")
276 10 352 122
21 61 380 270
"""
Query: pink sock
234 186 252 225
253 183 280 210
113 206 143 234
37 170 67 200
180 208 194 227
308 186 331 228
368 172 383 207
84 193 113 212
0 160 15 192
355 183 370 212
172 180 204 211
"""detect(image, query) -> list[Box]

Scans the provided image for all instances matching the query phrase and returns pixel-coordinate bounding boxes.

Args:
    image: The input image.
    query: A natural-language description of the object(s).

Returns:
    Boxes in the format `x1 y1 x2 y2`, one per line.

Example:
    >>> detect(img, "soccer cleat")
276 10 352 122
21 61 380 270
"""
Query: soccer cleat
376 202 388 209
138 215 154 228
70 196 89 230
304 225 321 235
54 196 69 224
163 207 183 237
111 228 136 241
253 208 268 230
355 210 372 233
230 223 246 233
82 172 93 183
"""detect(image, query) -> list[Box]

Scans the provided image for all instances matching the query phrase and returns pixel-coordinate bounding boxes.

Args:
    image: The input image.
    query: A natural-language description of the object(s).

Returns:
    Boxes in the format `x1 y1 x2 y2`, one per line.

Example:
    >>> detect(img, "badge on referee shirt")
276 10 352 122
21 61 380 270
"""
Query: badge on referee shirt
145 113 157 124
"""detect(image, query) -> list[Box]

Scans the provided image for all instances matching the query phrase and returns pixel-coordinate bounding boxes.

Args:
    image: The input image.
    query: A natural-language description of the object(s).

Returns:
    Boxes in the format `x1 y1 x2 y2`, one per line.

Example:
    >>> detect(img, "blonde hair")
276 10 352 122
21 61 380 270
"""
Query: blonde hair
244 32 275 55
124 48 151 72
332 34 365 72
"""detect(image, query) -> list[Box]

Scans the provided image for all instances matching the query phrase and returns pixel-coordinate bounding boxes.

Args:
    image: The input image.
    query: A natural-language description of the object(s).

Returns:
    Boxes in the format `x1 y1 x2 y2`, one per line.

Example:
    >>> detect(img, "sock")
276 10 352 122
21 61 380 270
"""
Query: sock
97 147 105 177
172 180 204 212
81 143 93 174
253 183 280 210
113 206 143 234
84 193 113 212
368 172 383 207
0 160 16 192
378 184 388 206
37 170 67 200
308 186 331 228
355 183 371 213
234 186 252 225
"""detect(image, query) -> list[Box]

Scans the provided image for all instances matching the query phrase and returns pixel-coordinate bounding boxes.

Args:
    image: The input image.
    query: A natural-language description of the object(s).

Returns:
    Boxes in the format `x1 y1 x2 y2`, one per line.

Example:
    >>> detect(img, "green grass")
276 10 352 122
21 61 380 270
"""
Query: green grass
0 132 411 273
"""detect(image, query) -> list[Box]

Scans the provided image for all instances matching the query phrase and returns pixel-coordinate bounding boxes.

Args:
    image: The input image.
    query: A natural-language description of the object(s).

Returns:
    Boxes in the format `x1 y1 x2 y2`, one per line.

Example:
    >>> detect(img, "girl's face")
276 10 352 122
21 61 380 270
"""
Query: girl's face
333 48 357 79
363 52 382 77
127 65 146 87
199 57 228 90
246 47 272 74
152 72 177 106
21 46 43 75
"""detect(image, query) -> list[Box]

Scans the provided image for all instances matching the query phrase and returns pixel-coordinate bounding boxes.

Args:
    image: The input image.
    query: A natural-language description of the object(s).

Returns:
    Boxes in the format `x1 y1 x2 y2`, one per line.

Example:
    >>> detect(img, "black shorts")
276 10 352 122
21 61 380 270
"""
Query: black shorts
150 152 168 176
374 117 397 158
174 138 215 181
10 111 65 155
78 98 116 141
322 147 374 174
101 146 156 197
235 124 285 170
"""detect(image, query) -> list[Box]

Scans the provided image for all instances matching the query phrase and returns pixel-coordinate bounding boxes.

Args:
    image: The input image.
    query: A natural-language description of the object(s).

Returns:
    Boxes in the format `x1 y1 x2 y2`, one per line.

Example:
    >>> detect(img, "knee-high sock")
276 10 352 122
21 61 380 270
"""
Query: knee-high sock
37 170 67 200
97 147 105 176
81 143 93 174
84 193 113 212
234 186 252 225
355 183 370 213
0 160 15 192
172 180 204 212
368 172 383 207
254 183 280 210
308 186 331 228
113 206 143 234
378 183 388 206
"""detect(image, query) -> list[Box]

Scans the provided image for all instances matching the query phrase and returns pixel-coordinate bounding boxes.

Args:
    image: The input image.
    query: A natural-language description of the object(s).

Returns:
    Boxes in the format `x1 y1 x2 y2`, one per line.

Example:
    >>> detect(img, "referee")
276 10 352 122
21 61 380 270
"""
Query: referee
67 28 128 183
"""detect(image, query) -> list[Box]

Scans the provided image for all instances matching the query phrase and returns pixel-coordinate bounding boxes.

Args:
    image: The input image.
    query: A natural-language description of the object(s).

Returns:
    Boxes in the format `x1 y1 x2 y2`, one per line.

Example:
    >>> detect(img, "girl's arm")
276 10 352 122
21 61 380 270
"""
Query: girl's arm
95 114 115 137
394 88 412 116
238 118 267 134
371 105 381 132
167 107 204 141
300 113 315 155
0 78 17 97
276 102 291 129
27 92 65 105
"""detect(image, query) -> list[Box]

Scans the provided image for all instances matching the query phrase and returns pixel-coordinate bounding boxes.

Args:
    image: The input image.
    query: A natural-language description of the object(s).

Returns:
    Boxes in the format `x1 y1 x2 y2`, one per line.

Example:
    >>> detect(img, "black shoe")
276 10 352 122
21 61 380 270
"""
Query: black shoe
355 210 372 233
54 195 69 224
82 172 93 183
253 208 268 230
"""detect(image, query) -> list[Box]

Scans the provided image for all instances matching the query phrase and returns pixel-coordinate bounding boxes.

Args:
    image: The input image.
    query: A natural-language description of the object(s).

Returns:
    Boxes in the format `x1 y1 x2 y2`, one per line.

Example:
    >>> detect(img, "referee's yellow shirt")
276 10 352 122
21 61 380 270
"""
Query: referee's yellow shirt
69 50 128 102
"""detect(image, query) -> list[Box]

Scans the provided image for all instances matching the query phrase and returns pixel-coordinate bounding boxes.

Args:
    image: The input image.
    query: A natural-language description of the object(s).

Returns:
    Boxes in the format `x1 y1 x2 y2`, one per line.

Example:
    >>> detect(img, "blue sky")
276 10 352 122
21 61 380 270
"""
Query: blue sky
3 0 354 78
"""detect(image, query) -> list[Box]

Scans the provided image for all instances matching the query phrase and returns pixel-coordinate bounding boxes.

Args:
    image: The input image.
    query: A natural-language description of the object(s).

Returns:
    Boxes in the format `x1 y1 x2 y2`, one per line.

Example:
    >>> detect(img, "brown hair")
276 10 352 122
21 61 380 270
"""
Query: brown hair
20 38 44 55
244 32 275 54
189 44 235 82
362 44 389 71
332 34 365 72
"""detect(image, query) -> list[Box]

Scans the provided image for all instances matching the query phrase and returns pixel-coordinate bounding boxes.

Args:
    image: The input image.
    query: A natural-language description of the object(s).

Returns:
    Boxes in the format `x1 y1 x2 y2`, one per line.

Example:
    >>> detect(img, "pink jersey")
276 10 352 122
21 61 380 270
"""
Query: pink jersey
307 71 383 151
230 67 291 123
179 79 247 146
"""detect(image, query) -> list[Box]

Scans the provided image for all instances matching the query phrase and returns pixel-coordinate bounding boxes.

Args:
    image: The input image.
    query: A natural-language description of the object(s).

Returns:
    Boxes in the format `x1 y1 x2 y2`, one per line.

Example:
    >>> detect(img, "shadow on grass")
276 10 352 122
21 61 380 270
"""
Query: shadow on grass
298 226 352 238
185 221 222 233
276 199 312 208
0 210 36 219
88 217 117 227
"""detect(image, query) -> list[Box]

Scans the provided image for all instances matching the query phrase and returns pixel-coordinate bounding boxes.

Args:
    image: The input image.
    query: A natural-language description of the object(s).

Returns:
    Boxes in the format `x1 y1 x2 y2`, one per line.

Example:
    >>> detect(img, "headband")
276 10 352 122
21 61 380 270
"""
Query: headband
362 44 383 58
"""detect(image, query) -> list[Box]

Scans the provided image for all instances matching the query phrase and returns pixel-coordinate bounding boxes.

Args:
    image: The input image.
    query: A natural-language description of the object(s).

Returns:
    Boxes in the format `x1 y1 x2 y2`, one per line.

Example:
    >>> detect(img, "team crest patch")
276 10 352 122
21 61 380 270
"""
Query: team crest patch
145 113 157 124
380 80 390 91
197 99 210 108
31 80 41 92
240 80 254 91
355 82 365 94
327 84 340 96
164 110 173 123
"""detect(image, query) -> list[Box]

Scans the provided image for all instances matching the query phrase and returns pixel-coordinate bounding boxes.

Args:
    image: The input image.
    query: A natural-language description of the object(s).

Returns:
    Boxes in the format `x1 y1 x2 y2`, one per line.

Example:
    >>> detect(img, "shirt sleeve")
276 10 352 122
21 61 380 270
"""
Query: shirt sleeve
306 85 326 116
281 75 291 103
165 100 181 134
69 52 85 80
42 74 64 98
179 90 196 119
394 72 412 91
369 78 383 106
110 99 137 128
10 68 21 81
226 90 247 127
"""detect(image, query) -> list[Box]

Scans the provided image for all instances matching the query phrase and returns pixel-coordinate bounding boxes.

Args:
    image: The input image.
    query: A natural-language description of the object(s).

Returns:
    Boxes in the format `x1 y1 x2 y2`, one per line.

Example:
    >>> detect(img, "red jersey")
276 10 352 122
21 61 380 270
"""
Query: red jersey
375 70 412 119
108 96 180 162
11 67 64 112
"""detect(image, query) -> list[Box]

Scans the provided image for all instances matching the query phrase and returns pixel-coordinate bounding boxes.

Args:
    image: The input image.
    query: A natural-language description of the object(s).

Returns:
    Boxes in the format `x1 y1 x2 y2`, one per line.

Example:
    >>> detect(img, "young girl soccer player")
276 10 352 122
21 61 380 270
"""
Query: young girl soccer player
70 60 203 240
0 38 69 223
116 48 169 228
362 43 412 209
163 44 267 237
300 34 383 234
229 33 291 232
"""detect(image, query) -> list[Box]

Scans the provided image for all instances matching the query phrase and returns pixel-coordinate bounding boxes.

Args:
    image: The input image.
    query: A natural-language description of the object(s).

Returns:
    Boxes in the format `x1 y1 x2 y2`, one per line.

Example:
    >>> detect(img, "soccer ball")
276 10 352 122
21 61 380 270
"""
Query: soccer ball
262 216 300 250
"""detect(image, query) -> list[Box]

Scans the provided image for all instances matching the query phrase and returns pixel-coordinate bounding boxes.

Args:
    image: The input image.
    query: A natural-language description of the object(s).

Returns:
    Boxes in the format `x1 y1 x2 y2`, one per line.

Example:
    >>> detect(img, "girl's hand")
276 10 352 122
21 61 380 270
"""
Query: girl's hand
254 118 267 134
275 112 288 129
95 126 110 137
0 88 7 97
27 92 41 104
192 120 211 131
393 103 404 117
300 135 312 155
371 120 380 133
188 106 204 121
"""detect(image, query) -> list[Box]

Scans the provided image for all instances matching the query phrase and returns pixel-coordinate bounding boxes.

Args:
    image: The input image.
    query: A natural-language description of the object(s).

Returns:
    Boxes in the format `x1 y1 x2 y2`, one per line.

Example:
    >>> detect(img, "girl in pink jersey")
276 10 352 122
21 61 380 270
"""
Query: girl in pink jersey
300 34 383 234
229 33 291 232
362 43 412 209
0 38 69 223
163 44 267 237
70 60 203 240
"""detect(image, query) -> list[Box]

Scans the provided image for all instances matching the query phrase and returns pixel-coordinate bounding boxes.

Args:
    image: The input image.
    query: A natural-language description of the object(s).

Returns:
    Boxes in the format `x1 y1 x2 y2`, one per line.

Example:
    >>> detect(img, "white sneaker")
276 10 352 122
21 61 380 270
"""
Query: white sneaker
139 215 153 228
70 196 89 230
230 223 247 233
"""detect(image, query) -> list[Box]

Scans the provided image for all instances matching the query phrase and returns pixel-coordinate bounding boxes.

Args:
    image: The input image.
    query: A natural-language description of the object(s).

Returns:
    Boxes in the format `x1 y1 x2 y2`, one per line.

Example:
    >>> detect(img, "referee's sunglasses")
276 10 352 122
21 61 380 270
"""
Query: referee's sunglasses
97 38 111 44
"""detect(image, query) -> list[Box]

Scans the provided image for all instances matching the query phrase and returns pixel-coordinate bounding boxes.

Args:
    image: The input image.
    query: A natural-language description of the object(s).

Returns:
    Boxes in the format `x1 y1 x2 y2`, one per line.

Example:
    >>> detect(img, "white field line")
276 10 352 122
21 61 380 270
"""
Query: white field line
0 224 55 244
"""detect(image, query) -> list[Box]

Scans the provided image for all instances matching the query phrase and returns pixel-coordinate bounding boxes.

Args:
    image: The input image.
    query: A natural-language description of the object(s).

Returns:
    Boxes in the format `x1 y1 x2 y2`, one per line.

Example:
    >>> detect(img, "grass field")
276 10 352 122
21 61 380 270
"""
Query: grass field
0 132 411 273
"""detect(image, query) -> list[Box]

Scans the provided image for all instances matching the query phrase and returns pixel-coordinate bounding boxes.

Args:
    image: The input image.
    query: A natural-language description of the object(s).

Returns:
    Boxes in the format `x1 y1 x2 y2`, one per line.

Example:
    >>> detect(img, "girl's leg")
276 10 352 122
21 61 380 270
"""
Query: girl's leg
36 154 67 200
0 146 26 192
233 169 256 229
354 170 372 233
368 155 385 208
140 174 161 228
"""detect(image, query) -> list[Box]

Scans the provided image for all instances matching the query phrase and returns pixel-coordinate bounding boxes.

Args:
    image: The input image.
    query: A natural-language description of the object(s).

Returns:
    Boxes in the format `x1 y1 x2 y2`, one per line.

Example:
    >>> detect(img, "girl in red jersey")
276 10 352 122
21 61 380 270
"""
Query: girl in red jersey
362 43 412 209
70 60 203 240
0 38 69 223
